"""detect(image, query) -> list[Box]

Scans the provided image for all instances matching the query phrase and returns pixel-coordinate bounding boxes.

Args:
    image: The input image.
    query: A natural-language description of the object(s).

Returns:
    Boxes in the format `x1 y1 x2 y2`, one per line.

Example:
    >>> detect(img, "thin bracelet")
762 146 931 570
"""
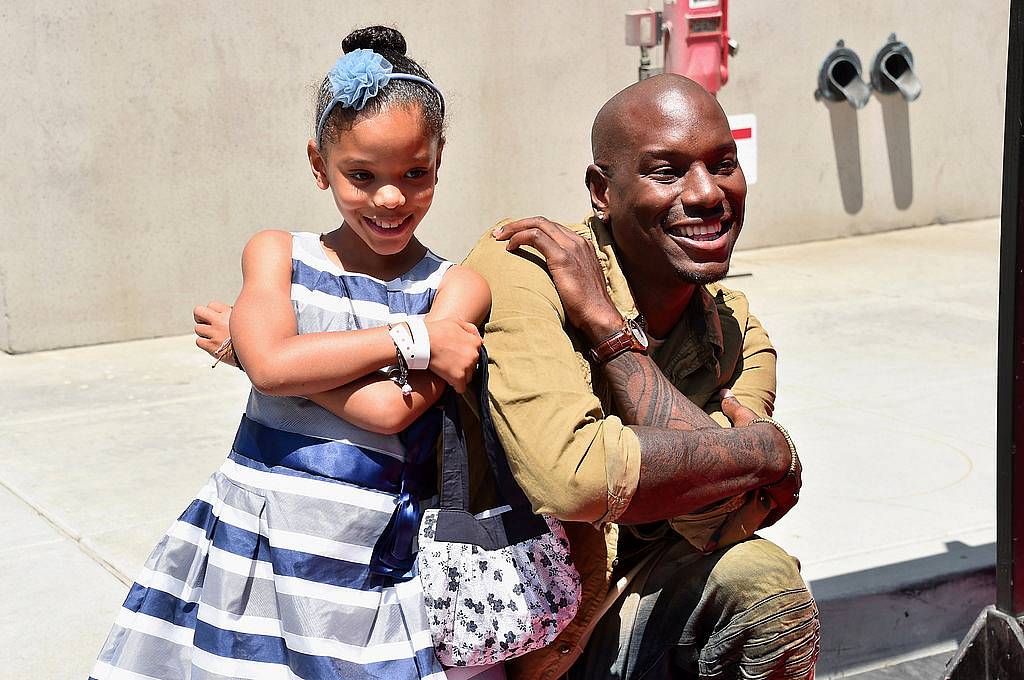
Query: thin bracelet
211 337 233 369
750 417 799 489
210 337 246 372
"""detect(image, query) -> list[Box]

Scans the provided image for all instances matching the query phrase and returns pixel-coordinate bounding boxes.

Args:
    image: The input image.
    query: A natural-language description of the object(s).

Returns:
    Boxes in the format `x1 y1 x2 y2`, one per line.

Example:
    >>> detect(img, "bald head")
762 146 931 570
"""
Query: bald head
591 74 726 170
583 73 746 292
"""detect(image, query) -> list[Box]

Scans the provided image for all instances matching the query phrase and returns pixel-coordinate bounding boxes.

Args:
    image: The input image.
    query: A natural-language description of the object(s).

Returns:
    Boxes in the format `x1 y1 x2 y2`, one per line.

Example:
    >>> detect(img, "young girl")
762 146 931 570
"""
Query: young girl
90 26 493 680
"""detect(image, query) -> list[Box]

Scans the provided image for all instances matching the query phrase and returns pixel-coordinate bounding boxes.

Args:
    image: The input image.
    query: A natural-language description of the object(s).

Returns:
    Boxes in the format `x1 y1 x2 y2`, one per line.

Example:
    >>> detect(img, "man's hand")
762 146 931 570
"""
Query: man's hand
760 443 803 528
194 301 235 366
493 218 622 342
720 389 757 427
721 388 802 525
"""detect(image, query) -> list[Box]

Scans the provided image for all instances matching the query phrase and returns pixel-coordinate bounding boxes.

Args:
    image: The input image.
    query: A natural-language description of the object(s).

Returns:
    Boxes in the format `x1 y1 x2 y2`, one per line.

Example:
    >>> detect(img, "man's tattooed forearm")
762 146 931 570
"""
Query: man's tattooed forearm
619 424 780 522
600 352 789 522
602 352 717 430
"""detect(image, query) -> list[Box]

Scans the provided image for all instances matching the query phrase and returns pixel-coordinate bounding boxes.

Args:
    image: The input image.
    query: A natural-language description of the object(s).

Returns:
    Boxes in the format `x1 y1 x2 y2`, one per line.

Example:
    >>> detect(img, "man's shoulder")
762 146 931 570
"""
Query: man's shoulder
705 281 755 320
462 218 588 282
705 281 773 346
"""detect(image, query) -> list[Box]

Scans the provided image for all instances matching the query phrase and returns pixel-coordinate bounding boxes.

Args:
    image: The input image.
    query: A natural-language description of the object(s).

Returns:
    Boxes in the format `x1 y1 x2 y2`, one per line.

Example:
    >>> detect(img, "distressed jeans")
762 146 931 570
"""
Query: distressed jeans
567 536 820 679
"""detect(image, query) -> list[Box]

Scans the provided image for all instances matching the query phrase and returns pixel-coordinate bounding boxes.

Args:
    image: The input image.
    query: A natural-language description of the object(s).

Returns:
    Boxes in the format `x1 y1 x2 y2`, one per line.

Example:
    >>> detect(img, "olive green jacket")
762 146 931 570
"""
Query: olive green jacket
461 217 777 679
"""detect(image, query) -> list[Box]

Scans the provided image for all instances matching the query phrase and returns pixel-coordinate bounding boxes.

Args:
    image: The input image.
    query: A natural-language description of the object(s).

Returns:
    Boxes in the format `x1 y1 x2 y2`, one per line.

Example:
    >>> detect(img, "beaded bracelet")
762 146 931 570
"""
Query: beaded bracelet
750 417 800 490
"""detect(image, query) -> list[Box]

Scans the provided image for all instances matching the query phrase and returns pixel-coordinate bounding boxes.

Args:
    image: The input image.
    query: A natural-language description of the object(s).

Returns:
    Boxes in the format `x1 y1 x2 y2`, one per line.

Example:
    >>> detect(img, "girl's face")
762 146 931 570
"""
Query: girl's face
309 104 442 257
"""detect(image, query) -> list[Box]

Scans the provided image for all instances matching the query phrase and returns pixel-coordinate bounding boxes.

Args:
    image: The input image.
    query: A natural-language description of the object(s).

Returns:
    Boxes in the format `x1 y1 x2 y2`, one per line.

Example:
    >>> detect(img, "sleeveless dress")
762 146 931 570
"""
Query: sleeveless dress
90 232 454 680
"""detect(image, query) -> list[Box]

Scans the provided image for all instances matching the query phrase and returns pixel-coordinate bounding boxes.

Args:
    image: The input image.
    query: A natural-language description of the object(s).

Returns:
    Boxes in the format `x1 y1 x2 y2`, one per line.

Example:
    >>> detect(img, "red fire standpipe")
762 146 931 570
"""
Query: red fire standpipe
663 0 731 95
625 2 752 181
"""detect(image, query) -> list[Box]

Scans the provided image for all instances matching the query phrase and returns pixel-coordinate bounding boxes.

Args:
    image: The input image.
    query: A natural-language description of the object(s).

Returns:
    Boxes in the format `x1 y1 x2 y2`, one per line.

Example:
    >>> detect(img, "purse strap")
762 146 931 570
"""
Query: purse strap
439 346 534 512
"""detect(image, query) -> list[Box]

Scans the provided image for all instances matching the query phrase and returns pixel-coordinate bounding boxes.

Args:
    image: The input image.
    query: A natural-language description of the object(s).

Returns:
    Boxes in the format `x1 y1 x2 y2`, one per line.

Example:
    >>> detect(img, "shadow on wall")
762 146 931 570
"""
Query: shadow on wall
826 95 914 215
878 93 914 210
826 100 864 214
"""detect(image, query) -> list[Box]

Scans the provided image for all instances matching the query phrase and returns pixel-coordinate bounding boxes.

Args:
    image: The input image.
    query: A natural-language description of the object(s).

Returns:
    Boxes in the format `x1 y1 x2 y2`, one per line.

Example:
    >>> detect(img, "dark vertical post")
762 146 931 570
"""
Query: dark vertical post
934 5 1024 676
997 0 1024 618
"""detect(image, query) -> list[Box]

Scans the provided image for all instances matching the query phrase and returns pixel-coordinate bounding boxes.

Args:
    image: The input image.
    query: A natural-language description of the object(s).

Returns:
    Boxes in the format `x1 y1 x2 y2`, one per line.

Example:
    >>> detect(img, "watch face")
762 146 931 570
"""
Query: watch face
627 318 650 349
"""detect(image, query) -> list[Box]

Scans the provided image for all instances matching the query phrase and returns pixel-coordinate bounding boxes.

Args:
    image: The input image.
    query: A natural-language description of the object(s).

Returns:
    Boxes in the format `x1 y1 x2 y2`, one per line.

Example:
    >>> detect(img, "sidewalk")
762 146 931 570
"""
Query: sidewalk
731 219 998 675
0 218 999 678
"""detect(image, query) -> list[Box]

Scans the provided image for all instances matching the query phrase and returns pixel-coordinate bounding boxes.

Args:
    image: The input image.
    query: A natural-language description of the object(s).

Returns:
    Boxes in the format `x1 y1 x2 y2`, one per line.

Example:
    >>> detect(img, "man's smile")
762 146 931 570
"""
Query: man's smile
663 217 735 257
666 218 730 239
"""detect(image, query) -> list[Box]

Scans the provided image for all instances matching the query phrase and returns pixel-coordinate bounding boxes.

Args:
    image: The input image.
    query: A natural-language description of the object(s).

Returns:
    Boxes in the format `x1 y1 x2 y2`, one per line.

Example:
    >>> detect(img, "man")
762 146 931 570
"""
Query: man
196 75 818 679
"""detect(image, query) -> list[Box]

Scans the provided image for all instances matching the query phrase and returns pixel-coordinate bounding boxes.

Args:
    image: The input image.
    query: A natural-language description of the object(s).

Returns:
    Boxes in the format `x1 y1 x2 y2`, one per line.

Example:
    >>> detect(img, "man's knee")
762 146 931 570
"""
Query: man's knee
698 538 819 678
706 537 807 605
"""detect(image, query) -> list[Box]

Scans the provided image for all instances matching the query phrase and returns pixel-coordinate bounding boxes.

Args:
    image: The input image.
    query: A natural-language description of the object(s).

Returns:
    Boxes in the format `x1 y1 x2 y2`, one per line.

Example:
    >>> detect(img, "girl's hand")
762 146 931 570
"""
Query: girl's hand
421 264 491 393
424 318 483 393
194 301 236 367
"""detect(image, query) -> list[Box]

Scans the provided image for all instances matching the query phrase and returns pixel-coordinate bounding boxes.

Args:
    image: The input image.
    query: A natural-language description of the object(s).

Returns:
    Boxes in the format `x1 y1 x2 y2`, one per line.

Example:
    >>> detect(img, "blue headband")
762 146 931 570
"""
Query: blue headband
315 48 445 150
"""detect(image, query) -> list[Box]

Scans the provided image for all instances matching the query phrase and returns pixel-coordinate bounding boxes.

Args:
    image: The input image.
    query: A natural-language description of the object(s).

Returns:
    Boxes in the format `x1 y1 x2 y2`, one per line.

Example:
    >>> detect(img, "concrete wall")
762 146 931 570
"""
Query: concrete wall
720 2 1009 248
0 2 1010 352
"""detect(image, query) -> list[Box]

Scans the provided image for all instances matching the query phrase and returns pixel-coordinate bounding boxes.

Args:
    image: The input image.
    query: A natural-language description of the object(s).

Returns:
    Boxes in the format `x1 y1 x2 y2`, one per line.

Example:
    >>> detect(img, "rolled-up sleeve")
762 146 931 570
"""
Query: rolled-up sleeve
463 228 641 524
729 309 777 418
708 295 778 426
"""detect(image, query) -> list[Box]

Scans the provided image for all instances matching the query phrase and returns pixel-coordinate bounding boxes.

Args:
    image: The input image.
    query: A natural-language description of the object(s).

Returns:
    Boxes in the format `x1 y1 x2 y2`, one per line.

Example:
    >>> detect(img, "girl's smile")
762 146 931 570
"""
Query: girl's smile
361 212 416 239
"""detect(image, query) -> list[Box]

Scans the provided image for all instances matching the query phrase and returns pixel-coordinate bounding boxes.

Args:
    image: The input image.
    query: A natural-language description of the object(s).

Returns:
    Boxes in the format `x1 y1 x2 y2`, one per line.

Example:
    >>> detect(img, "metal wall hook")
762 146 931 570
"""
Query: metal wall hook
871 33 922 101
815 40 871 109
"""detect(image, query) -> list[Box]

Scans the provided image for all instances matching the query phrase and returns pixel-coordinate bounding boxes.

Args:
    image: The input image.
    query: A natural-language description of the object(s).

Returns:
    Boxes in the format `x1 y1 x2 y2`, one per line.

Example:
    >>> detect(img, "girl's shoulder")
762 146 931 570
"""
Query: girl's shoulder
241 229 294 264
436 262 488 293
243 230 335 271
430 263 491 325
243 229 295 253
238 230 298 285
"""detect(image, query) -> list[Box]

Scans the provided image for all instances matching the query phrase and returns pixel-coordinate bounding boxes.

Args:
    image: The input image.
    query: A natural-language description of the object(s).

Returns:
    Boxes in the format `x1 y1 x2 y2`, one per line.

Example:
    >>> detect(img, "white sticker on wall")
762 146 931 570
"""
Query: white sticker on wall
728 113 757 185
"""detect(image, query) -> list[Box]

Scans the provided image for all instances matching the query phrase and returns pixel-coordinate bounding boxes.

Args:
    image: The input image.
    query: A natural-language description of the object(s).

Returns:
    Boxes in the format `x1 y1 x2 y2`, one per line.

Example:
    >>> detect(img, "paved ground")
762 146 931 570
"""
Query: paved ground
1 218 999 678
848 651 953 679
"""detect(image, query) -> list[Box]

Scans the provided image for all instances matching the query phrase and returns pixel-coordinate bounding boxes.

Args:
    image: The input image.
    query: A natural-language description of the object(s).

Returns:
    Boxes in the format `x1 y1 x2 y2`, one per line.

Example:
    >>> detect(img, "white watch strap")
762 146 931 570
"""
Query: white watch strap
405 316 431 370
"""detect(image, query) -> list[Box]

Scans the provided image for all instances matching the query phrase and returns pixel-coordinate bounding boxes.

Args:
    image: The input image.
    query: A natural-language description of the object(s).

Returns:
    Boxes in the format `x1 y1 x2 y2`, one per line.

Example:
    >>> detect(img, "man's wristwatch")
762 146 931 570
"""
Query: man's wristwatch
589 317 650 363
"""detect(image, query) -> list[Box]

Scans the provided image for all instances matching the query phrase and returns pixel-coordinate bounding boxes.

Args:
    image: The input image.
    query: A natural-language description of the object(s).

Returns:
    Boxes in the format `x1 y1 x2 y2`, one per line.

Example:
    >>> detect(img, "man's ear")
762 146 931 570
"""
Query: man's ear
586 164 610 217
307 139 330 190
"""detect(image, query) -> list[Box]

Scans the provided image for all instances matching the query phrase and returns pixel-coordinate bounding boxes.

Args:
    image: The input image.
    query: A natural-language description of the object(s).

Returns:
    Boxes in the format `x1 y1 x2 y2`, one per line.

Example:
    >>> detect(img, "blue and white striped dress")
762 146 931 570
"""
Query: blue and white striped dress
91 232 455 680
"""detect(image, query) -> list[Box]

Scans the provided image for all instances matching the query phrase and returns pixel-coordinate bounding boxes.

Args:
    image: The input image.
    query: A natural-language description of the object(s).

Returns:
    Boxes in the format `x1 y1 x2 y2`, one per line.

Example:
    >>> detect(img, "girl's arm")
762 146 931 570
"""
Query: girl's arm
425 264 491 325
304 264 491 433
231 230 432 396
305 373 446 435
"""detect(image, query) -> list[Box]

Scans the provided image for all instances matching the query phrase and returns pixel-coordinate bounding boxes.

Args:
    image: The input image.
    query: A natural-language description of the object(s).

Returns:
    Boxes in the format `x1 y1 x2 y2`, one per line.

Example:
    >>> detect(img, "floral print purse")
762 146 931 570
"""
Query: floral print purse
417 349 581 667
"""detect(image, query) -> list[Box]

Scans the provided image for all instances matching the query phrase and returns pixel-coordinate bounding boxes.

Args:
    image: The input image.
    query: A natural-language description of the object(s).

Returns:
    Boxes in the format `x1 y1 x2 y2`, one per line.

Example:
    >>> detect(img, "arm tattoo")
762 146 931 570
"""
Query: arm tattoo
619 423 782 523
601 351 717 430
634 424 774 482
600 352 786 523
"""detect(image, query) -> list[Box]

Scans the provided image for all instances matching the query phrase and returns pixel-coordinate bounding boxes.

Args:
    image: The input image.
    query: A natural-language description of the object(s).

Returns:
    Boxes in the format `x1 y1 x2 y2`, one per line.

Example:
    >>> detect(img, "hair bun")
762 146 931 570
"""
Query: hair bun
342 26 408 56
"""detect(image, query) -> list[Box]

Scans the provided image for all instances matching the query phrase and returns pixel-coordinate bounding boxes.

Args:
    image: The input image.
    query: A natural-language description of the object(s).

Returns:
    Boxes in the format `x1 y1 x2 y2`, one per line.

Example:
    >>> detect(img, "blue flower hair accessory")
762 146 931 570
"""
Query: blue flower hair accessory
329 49 391 111
316 48 445 150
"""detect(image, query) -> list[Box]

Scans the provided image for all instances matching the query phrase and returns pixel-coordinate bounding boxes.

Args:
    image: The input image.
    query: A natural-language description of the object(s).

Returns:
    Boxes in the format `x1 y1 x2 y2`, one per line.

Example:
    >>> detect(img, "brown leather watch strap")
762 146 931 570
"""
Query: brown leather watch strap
589 322 648 364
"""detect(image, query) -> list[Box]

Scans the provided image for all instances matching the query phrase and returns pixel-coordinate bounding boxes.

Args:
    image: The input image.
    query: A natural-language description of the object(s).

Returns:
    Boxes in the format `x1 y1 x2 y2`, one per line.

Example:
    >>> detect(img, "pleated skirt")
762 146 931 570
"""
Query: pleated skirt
89 448 447 680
